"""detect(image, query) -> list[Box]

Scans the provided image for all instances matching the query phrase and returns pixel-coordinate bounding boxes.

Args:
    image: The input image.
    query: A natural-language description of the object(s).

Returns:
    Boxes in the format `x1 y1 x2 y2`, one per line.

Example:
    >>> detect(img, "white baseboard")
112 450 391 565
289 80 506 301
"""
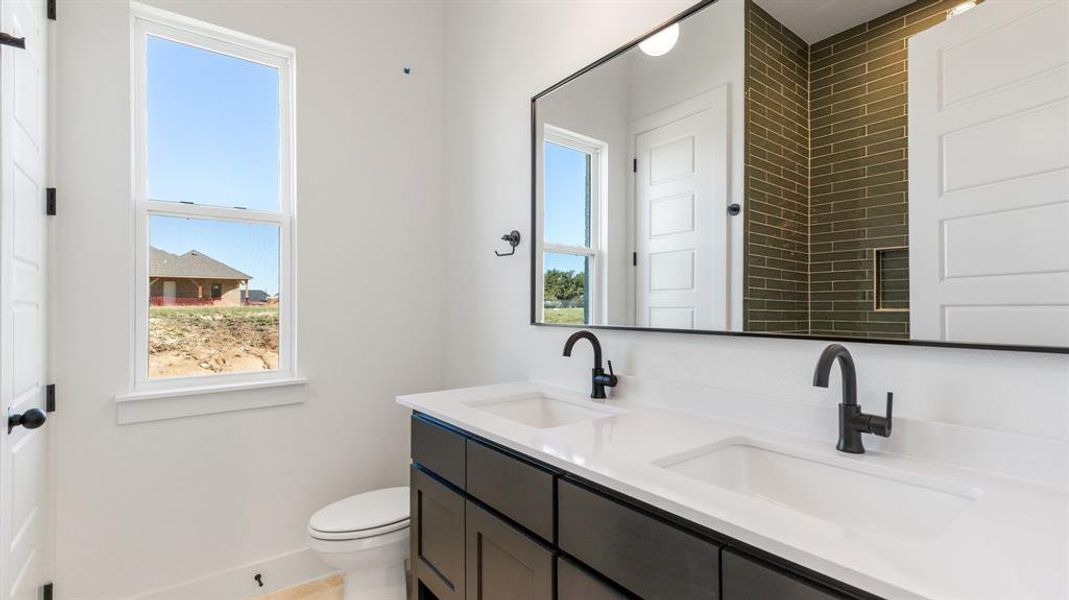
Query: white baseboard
128 547 337 600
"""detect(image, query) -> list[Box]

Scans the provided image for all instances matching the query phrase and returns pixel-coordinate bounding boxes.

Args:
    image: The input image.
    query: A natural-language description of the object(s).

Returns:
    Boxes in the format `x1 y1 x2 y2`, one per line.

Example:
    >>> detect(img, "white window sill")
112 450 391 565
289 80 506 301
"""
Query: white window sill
114 376 307 424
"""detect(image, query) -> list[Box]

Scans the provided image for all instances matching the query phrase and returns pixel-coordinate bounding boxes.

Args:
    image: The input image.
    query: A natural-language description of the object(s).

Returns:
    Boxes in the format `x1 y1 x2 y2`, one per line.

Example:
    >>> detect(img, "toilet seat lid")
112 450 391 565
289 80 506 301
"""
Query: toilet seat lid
309 486 409 535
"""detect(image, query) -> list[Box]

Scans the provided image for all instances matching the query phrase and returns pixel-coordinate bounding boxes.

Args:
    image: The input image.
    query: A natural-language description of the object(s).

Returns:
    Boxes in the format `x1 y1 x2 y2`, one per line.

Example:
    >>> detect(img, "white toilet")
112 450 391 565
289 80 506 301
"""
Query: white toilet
307 486 410 600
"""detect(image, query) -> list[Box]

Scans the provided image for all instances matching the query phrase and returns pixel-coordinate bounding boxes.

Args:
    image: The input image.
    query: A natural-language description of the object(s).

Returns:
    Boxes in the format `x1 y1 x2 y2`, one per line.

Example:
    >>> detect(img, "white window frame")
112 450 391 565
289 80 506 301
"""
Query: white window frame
538 125 608 325
126 4 298 399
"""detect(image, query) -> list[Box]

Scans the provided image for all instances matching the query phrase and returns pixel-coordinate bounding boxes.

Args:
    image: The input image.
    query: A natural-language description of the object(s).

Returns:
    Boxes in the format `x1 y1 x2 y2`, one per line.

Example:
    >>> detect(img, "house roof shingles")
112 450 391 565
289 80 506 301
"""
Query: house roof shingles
149 247 252 280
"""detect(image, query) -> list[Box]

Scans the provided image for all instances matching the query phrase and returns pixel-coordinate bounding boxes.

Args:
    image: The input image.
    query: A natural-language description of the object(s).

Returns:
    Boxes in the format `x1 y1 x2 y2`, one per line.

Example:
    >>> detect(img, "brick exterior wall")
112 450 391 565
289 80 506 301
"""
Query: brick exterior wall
150 278 245 306
743 1 810 334
744 0 969 338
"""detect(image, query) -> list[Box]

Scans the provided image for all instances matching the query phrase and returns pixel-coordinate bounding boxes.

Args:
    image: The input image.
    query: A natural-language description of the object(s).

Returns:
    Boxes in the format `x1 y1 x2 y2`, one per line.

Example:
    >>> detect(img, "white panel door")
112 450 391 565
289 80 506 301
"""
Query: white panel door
0 0 50 598
635 88 728 330
908 0 1069 346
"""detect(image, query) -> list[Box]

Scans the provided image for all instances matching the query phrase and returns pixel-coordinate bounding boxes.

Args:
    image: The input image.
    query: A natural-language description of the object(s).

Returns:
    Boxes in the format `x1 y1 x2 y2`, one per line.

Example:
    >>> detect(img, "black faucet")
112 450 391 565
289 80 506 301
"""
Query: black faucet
812 344 893 454
563 330 618 399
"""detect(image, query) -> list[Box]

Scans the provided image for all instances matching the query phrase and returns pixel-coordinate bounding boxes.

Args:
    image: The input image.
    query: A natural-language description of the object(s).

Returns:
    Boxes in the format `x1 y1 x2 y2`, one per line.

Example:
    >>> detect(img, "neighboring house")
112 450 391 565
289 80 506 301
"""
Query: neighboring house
149 247 252 306
245 289 270 305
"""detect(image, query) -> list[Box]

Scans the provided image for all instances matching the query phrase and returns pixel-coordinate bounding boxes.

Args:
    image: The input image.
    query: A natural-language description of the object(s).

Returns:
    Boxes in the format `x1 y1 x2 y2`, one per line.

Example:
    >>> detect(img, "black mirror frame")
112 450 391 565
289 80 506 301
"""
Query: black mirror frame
529 0 1068 355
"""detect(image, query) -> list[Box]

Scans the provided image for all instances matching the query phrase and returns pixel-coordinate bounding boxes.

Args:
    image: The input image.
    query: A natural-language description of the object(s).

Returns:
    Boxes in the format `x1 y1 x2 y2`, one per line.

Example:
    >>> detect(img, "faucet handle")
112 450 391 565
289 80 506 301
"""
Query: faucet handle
868 392 893 437
595 360 619 389
605 360 618 387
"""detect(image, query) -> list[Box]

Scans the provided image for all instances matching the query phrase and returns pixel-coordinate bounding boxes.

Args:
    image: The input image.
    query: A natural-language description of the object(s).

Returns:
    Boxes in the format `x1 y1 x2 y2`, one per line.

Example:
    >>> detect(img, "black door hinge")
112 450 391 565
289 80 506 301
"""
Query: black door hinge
48 0 57 20
46 384 55 413
632 158 637 173
42 583 54 600
632 252 637 266
0 32 26 49
46 188 56 215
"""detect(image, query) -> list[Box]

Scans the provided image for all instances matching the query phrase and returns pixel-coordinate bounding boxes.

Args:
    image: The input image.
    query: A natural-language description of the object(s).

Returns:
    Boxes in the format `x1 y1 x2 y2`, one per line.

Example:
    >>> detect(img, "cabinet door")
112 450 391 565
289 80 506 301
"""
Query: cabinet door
558 557 630 600
411 466 465 600
721 550 844 600
465 501 553 600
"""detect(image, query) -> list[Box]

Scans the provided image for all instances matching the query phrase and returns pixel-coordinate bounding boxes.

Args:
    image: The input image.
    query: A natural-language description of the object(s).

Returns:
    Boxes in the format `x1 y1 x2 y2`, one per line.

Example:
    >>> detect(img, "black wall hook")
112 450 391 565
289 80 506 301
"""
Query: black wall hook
495 230 521 257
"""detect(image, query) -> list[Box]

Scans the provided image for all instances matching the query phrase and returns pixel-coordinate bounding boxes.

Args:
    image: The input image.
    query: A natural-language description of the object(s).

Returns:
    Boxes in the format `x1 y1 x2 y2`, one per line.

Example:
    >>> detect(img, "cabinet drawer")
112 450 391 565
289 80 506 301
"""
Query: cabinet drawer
722 550 844 600
412 415 466 489
466 500 554 600
557 557 629 600
411 466 465 600
558 479 719 600
465 440 555 541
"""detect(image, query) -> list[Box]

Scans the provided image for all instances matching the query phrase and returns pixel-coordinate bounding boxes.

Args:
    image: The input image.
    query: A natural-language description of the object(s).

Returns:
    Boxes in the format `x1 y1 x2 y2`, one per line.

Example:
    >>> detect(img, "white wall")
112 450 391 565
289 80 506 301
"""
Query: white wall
625 1 745 123
442 0 1068 452
52 1 446 597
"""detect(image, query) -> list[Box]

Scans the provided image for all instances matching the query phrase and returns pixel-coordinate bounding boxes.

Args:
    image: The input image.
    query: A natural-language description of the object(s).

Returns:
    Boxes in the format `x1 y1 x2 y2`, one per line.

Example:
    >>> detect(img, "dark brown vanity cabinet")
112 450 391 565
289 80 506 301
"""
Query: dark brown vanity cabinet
465 439 555 542
721 550 845 600
557 557 629 600
411 415 466 490
558 479 720 600
409 414 871 600
411 466 466 600
466 500 554 600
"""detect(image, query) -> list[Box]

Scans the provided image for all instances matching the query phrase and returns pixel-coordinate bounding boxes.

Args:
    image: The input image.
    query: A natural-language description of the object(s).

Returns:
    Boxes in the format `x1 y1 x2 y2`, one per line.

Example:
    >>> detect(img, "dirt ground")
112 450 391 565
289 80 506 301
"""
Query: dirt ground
148 305 279 378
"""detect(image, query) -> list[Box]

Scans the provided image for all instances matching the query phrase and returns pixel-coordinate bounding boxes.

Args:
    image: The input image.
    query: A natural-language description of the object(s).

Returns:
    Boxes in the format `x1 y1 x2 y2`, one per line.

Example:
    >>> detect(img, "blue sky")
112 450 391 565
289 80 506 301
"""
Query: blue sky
147 35 281 294
543 142 589 274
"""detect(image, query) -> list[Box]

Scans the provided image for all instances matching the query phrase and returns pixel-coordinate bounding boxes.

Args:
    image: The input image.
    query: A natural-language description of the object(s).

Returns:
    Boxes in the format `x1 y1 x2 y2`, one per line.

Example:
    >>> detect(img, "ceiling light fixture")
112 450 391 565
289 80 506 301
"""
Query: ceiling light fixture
947 1 977 20
639 23 680 57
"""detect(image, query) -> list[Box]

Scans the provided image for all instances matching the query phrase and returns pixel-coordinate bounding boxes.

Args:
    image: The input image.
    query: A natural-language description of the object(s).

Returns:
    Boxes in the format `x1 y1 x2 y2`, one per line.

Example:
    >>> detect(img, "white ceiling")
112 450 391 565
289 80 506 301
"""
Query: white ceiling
755 0 916 44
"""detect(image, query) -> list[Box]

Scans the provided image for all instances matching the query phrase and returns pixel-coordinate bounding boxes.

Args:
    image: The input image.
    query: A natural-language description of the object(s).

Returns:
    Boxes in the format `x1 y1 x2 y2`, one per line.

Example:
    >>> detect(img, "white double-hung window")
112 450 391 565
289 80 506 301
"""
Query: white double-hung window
541 125 606 325
130 5 296 396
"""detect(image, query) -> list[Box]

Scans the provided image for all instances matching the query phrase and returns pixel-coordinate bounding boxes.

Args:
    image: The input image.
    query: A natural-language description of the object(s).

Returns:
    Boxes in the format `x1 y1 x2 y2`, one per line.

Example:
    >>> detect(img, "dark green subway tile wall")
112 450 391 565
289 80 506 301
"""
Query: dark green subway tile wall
744 0 810 334
744 0 974 338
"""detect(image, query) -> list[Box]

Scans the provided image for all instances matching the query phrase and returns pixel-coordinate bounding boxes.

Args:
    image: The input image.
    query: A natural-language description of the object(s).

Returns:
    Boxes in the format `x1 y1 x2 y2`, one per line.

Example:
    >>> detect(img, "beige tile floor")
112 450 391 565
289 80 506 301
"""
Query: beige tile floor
257 573 343 600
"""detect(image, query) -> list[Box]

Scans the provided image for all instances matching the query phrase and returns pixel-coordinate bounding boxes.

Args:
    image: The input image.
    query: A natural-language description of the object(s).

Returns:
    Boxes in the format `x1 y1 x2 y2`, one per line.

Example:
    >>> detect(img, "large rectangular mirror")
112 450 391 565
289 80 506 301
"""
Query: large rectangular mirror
531 0 1069 352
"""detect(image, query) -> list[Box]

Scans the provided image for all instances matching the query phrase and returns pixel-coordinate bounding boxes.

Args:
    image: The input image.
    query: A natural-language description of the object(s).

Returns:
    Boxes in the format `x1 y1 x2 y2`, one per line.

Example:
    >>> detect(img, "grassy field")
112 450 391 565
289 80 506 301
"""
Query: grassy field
149 305 279 378
543 307 585 324
149 304 278 320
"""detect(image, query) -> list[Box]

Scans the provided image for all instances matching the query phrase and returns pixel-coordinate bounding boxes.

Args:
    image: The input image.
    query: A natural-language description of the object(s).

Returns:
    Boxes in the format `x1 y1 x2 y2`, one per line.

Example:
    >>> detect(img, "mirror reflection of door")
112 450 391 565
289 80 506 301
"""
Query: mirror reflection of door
634 88 728 330
908 0 1069 346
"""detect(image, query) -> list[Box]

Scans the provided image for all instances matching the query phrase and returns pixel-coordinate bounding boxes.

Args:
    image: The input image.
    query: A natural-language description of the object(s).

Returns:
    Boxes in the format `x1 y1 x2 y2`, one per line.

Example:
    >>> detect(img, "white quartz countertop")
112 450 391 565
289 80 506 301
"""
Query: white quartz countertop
398 381 1069 600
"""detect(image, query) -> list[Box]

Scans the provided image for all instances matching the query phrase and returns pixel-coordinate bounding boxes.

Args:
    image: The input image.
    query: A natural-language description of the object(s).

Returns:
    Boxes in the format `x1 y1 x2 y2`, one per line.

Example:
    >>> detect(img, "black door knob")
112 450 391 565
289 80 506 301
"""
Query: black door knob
728 203 742 216
8 408 46 434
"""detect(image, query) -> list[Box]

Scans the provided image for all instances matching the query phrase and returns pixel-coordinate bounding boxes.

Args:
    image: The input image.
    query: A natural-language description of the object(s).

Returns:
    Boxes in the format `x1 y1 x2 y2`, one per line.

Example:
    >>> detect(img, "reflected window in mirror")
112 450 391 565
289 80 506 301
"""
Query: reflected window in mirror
541 126 605 325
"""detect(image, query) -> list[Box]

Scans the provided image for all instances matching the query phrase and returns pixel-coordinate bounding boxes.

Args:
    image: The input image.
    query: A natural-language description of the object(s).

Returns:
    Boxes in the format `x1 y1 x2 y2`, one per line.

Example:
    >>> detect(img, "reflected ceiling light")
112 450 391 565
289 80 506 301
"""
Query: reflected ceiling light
639 23 679 57
947 1 977 19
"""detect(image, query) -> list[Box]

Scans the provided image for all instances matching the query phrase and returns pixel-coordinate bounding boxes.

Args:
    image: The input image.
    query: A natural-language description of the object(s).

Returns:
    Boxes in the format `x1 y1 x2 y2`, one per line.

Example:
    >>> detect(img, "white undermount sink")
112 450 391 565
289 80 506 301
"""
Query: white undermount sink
656 437 982 539
466 392 624 429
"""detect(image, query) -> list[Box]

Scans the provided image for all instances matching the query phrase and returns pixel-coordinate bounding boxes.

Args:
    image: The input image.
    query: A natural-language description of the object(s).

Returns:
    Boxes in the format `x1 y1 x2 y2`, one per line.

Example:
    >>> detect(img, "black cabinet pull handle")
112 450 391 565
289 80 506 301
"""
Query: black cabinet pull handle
8 408 46 434
0 32 26 49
